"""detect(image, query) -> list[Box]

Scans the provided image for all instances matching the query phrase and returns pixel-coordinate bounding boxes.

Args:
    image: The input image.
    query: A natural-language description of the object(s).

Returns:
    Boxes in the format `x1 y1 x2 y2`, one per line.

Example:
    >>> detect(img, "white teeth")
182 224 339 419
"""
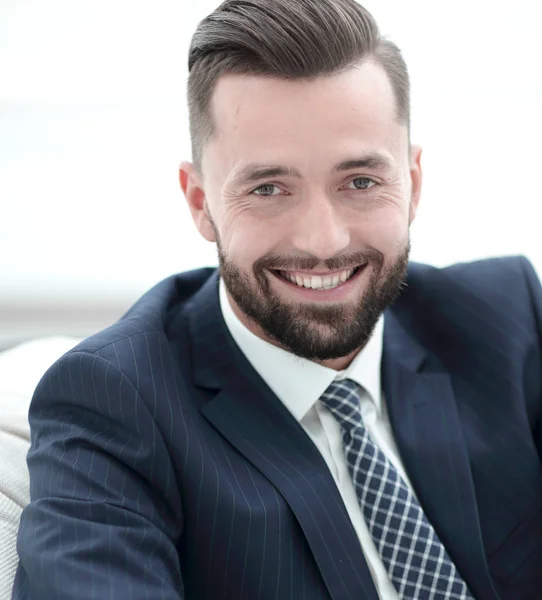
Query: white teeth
281 267 358 290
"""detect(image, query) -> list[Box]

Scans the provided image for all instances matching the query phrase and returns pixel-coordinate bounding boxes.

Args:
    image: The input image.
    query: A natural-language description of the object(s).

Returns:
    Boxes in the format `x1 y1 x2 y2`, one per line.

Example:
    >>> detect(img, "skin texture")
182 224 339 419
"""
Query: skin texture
180 59 422 370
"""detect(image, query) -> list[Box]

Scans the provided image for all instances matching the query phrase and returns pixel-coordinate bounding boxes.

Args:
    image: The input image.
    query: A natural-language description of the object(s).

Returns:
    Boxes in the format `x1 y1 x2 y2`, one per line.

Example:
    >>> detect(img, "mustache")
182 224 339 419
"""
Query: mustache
254 249 383 273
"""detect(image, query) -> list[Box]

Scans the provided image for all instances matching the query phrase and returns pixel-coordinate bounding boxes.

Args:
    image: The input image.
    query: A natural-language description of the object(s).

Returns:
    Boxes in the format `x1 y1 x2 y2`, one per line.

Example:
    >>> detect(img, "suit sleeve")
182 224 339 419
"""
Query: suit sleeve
520 257 542 459
12 351 184 599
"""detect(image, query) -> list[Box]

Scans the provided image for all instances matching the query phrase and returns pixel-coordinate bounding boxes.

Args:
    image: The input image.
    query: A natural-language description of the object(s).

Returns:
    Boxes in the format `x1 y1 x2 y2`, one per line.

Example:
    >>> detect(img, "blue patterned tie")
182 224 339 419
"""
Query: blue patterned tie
320 379 474 600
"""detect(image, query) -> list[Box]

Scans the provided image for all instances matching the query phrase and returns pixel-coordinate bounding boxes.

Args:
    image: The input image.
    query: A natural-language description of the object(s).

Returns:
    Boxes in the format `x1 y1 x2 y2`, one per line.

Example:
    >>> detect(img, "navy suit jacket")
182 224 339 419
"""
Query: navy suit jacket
13 257 542 600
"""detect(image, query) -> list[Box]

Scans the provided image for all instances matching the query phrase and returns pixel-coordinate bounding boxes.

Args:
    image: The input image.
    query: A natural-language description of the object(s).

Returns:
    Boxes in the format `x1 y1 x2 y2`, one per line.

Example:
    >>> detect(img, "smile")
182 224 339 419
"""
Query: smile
273 266 364 291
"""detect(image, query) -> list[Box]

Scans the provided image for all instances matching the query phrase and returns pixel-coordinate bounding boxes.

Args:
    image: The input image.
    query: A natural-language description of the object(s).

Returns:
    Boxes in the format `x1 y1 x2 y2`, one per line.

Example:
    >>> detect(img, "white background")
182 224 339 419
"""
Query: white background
1 0 541 315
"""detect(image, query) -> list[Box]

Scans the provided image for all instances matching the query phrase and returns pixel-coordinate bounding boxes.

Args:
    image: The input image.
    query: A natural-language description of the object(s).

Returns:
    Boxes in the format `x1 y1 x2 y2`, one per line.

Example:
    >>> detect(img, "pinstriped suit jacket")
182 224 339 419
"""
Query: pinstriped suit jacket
12 257 542 600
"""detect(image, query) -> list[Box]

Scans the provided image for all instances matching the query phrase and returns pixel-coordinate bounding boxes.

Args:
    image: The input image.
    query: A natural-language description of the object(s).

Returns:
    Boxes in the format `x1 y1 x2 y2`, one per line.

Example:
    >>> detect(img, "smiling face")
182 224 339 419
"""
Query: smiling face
181 59 422 369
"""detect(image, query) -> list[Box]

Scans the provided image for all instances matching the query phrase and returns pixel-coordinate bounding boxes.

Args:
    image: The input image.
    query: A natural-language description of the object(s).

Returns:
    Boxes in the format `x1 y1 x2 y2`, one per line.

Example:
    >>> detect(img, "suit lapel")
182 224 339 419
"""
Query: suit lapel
187 273 379 600
383 310 500 600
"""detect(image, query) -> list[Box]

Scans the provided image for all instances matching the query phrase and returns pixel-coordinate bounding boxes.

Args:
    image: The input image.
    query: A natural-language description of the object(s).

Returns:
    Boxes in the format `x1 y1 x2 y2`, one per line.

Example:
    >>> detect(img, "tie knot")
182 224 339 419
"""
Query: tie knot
319 378 365 431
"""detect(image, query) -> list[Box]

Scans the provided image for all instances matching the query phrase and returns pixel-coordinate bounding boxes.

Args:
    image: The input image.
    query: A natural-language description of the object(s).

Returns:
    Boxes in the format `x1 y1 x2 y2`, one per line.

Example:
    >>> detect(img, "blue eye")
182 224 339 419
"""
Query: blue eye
347 177 376 190
252 184 282 197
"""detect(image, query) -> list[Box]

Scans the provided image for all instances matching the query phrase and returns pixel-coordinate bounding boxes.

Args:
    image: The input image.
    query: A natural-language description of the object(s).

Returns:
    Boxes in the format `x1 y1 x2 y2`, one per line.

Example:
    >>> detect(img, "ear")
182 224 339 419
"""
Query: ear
408 144 423 225
179 161 216 242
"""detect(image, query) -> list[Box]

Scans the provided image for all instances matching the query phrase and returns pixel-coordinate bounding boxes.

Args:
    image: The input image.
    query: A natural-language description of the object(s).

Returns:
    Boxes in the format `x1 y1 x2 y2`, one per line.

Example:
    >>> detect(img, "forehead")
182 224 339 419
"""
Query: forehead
204 61 405 177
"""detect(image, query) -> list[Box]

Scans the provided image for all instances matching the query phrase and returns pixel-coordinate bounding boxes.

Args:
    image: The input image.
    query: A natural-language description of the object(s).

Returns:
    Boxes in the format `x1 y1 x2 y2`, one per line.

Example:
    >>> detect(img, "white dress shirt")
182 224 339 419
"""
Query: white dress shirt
219 278 419 600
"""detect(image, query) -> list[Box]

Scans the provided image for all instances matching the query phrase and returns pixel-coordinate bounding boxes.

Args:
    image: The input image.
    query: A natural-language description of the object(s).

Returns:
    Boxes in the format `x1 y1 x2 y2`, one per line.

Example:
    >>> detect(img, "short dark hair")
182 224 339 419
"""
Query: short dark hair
187 0 410 173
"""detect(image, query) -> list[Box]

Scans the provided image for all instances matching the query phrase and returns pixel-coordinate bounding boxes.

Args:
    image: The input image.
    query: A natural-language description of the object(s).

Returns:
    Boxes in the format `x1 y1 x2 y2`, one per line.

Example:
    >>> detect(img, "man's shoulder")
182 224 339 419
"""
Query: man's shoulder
31 267 218 409
71 267 218 358
402 255 539 306
392 255 540 349
406 254 533 290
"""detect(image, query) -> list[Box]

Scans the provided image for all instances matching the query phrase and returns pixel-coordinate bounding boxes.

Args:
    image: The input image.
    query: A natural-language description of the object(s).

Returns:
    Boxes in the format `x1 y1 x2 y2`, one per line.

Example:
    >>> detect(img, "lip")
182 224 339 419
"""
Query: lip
270 264 368 301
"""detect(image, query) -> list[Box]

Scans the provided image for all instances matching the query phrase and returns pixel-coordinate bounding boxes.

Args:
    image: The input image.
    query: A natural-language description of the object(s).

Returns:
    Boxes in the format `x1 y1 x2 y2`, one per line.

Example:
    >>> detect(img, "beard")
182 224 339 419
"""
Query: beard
217 235 410 362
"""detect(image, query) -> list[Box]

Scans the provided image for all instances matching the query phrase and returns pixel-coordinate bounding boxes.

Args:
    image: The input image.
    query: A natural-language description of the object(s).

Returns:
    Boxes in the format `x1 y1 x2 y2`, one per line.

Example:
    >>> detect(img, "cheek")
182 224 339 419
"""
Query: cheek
355 205 409 254
222 216 279 264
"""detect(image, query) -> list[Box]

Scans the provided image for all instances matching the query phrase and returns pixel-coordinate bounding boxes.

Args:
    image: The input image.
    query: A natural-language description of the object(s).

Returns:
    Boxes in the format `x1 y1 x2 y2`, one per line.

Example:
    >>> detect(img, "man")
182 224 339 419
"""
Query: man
12 0 542 599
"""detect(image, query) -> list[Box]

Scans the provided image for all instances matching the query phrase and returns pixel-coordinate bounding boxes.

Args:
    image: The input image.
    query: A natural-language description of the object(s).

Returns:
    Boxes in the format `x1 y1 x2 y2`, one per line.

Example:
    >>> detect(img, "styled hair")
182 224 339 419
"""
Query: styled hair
187 0 410 173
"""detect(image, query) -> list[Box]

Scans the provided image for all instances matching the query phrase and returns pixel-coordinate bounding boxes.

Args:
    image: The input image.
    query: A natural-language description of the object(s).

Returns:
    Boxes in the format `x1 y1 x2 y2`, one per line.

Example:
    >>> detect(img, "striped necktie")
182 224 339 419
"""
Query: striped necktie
320 378 474 600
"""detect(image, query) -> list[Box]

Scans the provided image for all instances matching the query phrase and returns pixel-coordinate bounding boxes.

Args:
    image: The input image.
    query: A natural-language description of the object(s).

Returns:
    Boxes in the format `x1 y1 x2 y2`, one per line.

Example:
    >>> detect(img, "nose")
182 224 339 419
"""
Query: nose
290 194 350 261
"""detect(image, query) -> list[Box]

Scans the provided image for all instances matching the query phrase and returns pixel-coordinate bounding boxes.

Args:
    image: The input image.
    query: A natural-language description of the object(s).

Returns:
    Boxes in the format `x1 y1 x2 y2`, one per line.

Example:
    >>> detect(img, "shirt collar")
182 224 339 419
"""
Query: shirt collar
219 278 384 423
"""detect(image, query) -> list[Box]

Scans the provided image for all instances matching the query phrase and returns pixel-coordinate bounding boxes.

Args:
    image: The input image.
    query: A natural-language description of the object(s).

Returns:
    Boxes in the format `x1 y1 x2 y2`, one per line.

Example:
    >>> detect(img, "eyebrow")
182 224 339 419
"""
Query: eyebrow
228 153 395 188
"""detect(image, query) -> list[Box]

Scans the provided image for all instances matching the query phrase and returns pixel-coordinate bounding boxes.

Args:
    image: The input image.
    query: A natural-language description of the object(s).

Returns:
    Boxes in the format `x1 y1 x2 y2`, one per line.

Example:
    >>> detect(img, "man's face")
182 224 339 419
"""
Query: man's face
181 60 422 365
